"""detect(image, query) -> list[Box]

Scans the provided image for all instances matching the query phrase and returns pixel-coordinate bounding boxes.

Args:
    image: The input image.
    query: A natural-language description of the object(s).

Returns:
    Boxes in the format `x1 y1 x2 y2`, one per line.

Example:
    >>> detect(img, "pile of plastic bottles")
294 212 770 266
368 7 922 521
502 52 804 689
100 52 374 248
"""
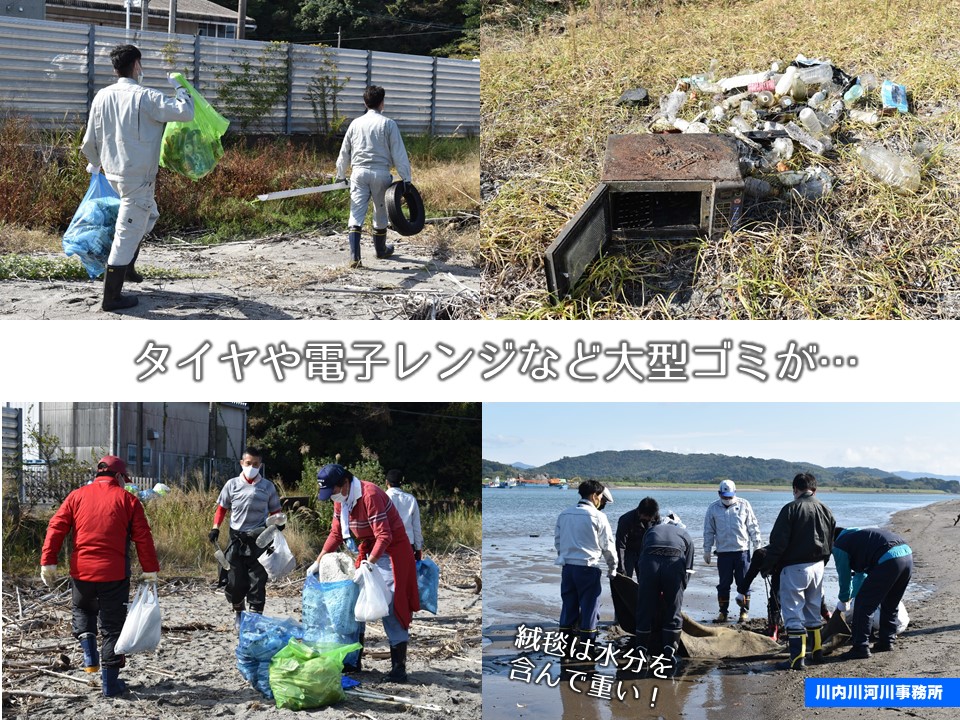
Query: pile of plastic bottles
650 54 921 195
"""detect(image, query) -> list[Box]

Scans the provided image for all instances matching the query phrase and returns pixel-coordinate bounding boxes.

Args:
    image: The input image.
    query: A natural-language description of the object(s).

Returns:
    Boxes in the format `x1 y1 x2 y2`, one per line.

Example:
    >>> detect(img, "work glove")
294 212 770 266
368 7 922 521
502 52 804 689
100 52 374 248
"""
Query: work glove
836 600 849 613
703 552 712 565
335 177 347 185
86 163 100 175
735 593 746 606
142 571 158 583
306 560 320 578
208 527 220 543
607 568 618 579
167 73 181 89
175 87 191 103
40 565 57 588
414 549 422 562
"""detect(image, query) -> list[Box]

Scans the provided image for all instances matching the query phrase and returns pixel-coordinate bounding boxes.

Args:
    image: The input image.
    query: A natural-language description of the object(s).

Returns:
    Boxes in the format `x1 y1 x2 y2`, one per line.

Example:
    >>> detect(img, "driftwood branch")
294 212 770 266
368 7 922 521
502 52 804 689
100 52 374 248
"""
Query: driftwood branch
2 689 85 700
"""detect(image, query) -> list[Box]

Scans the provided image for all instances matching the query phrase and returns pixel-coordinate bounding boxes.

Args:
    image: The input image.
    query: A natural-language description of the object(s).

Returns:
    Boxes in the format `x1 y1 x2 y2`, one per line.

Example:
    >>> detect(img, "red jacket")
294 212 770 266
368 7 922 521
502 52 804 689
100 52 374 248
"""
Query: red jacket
322 480 419 628
41 476 159 582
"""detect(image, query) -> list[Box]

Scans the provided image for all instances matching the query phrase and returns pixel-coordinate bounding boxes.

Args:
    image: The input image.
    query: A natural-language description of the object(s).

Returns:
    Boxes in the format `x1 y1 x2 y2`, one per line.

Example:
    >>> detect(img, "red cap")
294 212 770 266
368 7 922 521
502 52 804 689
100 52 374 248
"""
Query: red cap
97 455 127 476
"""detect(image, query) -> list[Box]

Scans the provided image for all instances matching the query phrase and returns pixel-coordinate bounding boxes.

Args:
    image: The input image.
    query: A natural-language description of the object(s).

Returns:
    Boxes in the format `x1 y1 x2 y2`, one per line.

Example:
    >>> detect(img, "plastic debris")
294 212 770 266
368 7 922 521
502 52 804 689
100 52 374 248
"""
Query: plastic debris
61 173 120 278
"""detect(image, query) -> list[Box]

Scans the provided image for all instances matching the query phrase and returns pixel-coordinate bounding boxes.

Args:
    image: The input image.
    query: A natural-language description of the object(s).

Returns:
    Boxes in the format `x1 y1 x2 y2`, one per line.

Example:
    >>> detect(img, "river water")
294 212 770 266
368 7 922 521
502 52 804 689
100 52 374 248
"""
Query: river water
482 486 945 720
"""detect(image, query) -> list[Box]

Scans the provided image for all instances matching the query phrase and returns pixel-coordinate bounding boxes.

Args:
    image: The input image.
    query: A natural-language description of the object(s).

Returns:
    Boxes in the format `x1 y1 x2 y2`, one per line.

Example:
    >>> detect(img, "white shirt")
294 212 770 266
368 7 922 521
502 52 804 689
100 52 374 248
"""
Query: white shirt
554 500 617 571
385 486 422 550
703 497 763 554
335 108 412 181
81 78 194 184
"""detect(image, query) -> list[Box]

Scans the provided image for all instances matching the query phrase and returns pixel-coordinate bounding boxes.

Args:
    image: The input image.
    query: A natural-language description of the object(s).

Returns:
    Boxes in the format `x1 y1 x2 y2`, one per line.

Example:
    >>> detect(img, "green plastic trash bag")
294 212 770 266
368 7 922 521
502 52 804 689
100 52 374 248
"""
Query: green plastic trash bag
269 639 362 710
159 72 229 180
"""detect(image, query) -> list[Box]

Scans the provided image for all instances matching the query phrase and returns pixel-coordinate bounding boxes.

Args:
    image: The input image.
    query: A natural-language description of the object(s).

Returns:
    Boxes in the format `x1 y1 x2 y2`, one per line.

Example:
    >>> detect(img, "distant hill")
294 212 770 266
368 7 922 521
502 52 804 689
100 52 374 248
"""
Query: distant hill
482 459 517 478
482 450 960 493
894 471 960 483
512 462 535 469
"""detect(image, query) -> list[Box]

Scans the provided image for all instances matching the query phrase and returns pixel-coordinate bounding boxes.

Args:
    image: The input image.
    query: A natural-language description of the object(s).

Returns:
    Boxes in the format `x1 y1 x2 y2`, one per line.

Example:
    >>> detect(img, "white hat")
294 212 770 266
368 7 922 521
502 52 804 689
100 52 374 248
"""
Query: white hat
719 480 736 497
601 487 614 505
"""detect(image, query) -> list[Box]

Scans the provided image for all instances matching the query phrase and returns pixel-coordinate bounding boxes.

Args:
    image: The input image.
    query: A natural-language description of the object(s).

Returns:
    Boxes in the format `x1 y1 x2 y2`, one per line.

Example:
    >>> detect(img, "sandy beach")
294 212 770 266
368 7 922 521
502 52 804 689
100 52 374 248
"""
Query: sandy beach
1 550 481 719
483 497 960 720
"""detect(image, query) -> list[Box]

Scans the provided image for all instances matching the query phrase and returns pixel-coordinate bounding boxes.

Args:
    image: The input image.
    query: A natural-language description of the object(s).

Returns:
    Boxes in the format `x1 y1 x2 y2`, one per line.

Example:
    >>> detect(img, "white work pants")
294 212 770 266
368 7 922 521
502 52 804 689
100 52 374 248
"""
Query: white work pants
107 179 159 265
349 167 392 230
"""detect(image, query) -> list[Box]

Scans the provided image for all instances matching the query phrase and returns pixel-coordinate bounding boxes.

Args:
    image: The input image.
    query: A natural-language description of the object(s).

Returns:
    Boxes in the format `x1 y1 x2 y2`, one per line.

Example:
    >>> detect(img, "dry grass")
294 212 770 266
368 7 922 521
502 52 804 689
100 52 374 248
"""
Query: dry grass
481 0 960 318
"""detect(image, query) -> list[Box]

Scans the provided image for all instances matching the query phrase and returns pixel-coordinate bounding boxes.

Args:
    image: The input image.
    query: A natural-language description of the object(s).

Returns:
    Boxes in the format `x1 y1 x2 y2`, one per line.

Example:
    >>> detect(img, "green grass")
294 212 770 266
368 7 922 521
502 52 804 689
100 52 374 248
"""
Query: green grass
481 0 960 319
0 254 203 281
0 118 479 248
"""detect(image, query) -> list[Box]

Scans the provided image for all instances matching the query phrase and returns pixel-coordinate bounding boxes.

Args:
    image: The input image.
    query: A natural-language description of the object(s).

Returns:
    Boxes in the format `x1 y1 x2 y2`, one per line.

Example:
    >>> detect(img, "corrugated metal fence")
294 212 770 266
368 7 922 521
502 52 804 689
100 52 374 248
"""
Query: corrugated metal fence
0 16 479 136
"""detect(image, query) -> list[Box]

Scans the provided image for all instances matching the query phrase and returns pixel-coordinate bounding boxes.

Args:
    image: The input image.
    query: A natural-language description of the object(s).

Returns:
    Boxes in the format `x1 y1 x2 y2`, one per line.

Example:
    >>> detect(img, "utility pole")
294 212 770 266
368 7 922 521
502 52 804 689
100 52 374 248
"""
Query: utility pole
168 0 177 35
236 0 247 39
140 0 149 32
337 26 341 48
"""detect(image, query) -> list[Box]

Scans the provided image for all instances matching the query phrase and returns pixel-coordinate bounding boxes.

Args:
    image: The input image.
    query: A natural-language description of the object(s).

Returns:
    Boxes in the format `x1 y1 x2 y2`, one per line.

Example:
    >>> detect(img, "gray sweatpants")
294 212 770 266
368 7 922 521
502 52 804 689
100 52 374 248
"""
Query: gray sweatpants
779 560 825 632
107 179 159 265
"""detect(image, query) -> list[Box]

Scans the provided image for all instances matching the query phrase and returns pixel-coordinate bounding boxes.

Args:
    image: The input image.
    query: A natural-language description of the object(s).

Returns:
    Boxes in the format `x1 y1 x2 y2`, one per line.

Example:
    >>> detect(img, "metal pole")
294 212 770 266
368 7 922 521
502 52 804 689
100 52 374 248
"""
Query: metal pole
236 0 247 40
193 32 201 87
167 0 177 35
86 24 96 120
337 26 341 48
286 42 293 134
429 57 438 135
125 0 131 32
141 0 149 32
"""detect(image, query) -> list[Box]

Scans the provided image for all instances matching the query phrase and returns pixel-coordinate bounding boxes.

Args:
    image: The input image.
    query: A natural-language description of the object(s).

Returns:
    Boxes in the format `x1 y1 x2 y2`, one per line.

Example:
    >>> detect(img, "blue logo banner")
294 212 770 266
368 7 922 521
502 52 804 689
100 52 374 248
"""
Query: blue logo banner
806 678 960 707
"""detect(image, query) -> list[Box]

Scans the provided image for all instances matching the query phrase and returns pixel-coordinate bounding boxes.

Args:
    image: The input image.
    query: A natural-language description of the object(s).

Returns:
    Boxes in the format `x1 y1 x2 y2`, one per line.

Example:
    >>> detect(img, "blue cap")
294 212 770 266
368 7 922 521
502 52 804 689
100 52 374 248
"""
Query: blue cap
317 463 349 501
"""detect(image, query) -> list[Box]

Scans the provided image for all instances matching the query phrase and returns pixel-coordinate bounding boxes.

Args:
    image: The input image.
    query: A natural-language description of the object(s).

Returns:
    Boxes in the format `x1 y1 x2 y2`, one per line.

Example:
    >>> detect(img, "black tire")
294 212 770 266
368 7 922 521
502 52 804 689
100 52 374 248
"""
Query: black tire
386 180 425 236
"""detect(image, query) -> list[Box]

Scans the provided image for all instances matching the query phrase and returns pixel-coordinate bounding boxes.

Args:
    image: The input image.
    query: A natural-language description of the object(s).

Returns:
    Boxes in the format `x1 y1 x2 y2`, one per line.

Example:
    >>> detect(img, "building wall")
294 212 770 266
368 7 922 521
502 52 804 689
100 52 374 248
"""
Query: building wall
47 7 203 34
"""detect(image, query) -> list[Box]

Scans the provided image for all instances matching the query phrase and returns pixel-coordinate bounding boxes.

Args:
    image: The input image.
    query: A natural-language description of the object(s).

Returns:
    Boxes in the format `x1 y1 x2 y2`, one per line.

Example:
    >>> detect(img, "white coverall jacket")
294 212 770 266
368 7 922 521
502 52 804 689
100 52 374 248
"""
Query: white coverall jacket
80 77 193 265
335 109 412 229
703 497 763 554
554 501 617 571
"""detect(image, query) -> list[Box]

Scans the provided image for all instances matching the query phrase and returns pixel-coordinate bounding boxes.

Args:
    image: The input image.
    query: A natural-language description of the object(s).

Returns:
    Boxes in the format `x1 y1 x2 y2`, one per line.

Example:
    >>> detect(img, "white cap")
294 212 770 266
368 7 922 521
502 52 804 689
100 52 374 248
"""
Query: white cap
601 487 614 505
719 480 736 497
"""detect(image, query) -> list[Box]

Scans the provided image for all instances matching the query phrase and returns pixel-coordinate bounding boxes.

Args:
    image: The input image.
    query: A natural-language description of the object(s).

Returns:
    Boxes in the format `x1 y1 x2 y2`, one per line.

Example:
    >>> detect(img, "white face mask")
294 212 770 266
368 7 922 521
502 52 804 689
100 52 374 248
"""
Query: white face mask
721 496 735 506
330 491 345 503
241 465 260 480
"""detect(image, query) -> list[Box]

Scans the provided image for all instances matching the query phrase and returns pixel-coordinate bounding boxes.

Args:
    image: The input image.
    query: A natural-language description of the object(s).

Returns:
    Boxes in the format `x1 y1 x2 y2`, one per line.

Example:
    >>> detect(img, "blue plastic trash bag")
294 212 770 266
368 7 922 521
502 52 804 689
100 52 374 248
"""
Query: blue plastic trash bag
236 611 304 700
62 173 120 278
417 557 439 614
302 574 361 668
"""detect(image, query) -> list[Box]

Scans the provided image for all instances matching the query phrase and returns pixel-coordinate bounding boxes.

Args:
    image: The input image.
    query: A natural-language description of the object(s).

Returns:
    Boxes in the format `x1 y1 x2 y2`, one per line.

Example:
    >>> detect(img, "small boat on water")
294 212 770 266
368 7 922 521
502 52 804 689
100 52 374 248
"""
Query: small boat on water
486 477 506 488
547 478 568 489
506 478 518 488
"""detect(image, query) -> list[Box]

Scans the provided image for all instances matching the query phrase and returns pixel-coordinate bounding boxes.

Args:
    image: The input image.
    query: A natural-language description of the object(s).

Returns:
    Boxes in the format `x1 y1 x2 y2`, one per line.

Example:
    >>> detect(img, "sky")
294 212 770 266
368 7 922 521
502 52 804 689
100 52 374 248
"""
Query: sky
482 403 960 476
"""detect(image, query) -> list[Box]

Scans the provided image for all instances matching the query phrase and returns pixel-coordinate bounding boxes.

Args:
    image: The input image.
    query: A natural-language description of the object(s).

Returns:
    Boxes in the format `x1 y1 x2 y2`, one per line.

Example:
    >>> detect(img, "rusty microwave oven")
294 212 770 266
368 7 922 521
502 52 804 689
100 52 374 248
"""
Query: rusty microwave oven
544 133 744 299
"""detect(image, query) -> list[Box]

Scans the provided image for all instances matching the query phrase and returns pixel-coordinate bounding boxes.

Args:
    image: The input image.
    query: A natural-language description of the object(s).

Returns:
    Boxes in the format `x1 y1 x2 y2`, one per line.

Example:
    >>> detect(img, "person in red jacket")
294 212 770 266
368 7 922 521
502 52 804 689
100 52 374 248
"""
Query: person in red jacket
311 463 419 683
40 455 159 697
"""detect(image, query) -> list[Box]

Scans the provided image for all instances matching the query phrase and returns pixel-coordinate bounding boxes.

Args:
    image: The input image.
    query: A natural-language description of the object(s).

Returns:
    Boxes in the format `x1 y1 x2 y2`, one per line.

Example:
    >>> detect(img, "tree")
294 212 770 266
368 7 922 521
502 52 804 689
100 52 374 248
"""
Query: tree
295 0 473 57
215 43 290 132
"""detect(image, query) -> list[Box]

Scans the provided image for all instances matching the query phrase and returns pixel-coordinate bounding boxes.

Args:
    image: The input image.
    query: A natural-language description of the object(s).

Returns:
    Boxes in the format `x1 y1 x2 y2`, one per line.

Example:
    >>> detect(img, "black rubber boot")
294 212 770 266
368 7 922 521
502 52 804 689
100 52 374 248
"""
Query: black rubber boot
777 632 807 670
384 641 408 683
806 627 823 664
373 228 394 258
79 632 99 673
658 629 682 678
125 245 144 283
101 665 128 697
343 632 364 673
348 228 362 267
714 596 730 623
102 265 138 311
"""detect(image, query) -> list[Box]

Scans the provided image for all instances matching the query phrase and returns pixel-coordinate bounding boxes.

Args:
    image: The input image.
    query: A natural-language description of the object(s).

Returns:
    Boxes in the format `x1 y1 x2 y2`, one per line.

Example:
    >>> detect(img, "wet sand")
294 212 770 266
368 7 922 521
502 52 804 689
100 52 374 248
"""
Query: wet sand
483 499 960 720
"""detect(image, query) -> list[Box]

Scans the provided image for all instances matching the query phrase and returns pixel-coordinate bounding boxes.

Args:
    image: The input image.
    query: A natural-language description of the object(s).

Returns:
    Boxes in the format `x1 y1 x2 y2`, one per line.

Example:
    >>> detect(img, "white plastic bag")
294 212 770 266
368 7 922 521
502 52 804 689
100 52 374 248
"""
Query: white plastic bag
115 583 162 654
354 561 392 622
868 601 910 635
258 530 296 581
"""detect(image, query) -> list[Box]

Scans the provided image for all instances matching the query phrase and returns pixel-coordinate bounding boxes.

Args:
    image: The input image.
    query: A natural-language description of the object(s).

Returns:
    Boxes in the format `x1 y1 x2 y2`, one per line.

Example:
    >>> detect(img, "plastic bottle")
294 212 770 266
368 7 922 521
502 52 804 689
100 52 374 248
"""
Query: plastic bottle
849 109 881 125
843 83 864 107
785 121 830 155
856 144 921 193
729 115 754 133
808 90 828 109
256 524 279 548
798 107 825 135
659 90 687 120
755 90 775 108
775 66 797 96
718 71 773 92
796 63 833 86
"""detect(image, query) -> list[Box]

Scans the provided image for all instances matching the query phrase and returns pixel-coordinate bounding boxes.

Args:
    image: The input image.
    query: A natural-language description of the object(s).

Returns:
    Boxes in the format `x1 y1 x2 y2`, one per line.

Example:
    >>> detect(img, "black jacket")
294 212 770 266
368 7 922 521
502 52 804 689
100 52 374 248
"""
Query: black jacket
615 508 651 574
762 492 835 574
